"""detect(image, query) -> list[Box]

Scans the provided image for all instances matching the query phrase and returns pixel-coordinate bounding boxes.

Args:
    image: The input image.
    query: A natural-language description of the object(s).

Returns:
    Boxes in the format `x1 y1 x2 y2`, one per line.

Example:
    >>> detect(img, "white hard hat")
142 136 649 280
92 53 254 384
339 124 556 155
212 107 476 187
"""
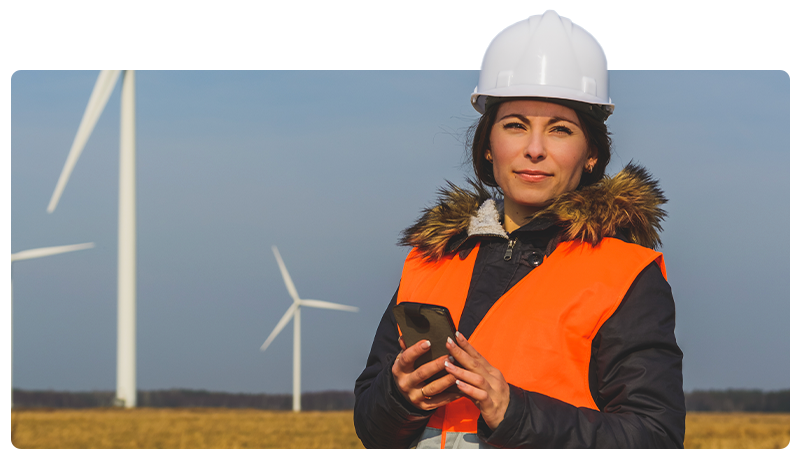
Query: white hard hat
471 10 614 120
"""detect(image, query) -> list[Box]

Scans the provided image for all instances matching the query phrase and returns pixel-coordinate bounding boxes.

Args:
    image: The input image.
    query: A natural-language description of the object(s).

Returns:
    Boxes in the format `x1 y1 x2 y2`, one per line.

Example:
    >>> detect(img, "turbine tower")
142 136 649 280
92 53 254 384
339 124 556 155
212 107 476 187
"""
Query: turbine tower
47 70 138 408
260 246 359 412
10 242 95 407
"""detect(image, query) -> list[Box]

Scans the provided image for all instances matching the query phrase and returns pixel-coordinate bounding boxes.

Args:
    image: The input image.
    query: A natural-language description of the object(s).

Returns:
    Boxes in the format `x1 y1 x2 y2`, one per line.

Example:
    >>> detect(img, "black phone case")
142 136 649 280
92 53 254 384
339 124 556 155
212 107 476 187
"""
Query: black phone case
392 302 460 393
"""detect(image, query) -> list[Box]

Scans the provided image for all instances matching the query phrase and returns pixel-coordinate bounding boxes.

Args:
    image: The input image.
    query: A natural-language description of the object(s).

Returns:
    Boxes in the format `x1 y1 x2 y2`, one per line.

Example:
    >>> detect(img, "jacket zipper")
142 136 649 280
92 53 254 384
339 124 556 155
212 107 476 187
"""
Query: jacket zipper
504 238 518 261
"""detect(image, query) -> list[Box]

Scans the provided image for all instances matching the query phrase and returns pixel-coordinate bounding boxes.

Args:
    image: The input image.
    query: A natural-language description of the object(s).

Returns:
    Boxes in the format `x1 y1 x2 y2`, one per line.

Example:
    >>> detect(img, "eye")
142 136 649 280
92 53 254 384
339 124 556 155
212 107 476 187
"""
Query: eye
551 125 574 135
502 122 526 130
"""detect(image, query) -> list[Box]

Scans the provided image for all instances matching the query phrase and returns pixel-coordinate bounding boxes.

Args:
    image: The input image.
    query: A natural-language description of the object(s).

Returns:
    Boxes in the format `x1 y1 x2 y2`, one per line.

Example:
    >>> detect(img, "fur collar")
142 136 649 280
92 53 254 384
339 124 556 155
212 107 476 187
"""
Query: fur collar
399 164 667 261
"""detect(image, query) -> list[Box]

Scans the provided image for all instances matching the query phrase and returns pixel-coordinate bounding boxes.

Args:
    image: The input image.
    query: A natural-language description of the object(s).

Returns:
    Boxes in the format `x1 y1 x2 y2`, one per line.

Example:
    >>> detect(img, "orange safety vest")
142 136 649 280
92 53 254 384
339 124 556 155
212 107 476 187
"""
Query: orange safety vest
397 238 665 448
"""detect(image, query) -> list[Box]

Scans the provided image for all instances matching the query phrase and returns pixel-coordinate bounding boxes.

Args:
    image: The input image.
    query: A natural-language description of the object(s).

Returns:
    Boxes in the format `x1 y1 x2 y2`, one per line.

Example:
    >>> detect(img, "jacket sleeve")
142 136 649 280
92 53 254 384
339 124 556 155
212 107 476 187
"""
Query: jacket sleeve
353 288 435 448
477 262 686 448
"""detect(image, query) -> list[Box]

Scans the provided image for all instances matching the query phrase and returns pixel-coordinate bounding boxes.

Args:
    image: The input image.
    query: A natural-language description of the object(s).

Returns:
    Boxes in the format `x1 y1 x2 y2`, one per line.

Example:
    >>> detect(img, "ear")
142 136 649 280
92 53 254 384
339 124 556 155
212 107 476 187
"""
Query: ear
583 147 598 173
485 149 493 163
586 146 598 167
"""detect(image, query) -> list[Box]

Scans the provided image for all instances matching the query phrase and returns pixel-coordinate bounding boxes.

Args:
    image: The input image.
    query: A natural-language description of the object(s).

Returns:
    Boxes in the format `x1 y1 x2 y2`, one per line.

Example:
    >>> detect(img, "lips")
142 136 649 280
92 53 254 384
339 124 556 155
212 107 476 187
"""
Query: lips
514 169 552 182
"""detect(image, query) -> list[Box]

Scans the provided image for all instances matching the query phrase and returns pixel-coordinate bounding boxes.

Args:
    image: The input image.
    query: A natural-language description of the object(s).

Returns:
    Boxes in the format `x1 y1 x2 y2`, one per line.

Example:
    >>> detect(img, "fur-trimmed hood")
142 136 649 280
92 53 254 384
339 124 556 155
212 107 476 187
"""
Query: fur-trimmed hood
399 164 667 261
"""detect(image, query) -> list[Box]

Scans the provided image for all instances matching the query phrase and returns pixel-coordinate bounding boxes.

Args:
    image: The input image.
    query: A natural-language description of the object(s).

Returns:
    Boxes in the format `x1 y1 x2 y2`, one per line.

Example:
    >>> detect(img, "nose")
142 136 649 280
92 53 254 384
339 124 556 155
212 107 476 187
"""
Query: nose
523 132 546 162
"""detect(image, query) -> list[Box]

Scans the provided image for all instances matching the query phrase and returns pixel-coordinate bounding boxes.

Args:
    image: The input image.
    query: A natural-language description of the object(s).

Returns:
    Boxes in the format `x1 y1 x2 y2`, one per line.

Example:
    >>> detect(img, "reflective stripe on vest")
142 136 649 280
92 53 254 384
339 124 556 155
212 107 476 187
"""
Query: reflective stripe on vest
398 238 665 448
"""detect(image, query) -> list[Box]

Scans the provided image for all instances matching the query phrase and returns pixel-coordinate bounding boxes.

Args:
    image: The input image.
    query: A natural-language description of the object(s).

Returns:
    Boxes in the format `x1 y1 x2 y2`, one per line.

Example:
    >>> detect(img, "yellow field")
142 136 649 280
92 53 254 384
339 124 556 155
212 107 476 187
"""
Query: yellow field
685 412 789 449
10 409 789 449
11 408 365 449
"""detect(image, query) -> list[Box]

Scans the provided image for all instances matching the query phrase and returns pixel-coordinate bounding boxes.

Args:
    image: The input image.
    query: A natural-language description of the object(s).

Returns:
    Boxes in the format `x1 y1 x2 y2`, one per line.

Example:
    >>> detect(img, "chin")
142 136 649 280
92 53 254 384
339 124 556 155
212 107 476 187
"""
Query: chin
515 193 555 206
509 196 554 213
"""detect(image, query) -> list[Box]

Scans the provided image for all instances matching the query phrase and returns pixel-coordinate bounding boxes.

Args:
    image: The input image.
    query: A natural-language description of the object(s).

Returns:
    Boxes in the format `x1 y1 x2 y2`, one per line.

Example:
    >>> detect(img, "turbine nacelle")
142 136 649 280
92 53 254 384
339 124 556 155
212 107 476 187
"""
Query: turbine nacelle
260 246 359 351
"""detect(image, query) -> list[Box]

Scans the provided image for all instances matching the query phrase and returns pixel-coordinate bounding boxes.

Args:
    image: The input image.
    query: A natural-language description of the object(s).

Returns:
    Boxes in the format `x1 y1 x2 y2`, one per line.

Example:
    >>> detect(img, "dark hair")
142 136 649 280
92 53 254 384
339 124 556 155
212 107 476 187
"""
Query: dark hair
467 99 612 188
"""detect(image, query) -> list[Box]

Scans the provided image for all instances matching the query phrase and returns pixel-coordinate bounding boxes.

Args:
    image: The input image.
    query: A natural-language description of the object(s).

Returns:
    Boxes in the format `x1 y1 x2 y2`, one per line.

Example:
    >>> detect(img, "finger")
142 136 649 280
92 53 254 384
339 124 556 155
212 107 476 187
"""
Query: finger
455 331 486 362
444 359 487 389
409 355 450 386
454 379 491 403
446 337 482 372
419 373 457 396
393 358 432 396
396 347 446 392
397 339 431 370
423 391 463 409
393 353 445 396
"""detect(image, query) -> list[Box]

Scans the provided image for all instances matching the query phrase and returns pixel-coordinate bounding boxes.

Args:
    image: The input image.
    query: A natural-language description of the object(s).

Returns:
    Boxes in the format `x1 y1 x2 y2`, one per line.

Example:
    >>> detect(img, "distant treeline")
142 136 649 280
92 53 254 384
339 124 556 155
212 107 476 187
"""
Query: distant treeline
12 389 354 411
12 388 789 412
684 389 789 412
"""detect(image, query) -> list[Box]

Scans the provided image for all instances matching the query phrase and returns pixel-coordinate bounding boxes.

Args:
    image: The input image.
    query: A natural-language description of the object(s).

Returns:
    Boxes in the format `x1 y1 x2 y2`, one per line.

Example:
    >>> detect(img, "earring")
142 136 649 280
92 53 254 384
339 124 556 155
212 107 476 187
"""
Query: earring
486 153 493 163
585 164 594 173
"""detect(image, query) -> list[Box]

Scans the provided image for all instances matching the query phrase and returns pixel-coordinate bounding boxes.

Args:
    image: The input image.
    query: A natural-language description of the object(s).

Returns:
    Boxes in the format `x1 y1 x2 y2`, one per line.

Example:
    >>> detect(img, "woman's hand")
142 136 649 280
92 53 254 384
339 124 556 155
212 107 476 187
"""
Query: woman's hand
444 331 510 430
392 337 462 410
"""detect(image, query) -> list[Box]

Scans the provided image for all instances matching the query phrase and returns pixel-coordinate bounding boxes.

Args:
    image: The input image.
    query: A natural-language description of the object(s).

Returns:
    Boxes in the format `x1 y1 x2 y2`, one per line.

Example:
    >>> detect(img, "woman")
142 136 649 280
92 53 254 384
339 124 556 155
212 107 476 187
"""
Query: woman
354 11 684 449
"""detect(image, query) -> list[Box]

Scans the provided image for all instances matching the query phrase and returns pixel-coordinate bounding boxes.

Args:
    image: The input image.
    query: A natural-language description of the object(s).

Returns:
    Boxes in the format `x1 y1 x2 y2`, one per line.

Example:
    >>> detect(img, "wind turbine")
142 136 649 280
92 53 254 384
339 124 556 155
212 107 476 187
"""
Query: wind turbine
46 70 138 408
260 246 359 412
10 242 95 407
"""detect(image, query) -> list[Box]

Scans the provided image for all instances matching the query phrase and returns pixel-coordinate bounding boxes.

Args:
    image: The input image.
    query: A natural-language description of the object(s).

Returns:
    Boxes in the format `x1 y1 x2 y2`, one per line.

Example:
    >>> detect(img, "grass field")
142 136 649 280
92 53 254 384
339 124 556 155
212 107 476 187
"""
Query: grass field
685 412 789 449
11 409 364 449
10 409 789 449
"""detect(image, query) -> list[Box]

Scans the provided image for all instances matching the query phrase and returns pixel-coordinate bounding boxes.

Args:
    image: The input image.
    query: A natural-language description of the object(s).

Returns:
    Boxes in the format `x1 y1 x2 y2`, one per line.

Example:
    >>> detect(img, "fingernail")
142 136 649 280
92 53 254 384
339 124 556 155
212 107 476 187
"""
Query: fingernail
447 337 454 345
444 361 450 368
455 331 462 339
455 380 461 386
448 356 455 363
421 340 431 349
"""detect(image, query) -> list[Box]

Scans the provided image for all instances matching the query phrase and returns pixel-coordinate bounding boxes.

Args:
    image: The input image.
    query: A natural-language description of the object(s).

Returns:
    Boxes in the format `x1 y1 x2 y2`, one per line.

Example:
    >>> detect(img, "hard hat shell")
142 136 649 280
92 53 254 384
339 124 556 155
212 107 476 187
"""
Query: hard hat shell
471 10 614 119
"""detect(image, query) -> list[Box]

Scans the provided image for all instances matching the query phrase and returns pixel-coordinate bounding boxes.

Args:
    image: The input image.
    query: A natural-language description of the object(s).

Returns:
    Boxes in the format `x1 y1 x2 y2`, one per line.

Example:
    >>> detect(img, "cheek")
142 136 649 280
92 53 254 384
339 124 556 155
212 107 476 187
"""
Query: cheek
488 136 517 167
569 154 587 174
559 145 591 186
490 150 514 187
491 159 502 186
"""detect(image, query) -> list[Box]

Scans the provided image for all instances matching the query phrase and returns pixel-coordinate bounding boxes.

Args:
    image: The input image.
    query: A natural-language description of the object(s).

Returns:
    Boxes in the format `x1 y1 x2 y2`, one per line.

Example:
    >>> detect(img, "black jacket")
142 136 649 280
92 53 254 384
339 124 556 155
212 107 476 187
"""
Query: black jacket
354 165 685 448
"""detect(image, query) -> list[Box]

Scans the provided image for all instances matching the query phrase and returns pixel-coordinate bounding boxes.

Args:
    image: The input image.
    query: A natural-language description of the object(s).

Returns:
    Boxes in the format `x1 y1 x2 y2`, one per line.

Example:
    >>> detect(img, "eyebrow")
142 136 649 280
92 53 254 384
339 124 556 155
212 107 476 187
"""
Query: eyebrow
547 116 580 127
497 114 580 127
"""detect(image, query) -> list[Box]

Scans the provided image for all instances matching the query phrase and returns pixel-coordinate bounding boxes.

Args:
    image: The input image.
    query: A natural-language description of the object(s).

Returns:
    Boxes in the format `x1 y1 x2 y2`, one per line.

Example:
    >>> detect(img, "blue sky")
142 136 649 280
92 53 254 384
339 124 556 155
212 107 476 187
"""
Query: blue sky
9 70 789 394
3 3 796 399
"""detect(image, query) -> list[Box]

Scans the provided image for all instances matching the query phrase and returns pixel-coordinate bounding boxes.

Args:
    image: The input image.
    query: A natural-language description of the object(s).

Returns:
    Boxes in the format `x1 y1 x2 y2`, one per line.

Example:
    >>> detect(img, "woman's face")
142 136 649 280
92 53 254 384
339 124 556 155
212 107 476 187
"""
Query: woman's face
488 100 596 219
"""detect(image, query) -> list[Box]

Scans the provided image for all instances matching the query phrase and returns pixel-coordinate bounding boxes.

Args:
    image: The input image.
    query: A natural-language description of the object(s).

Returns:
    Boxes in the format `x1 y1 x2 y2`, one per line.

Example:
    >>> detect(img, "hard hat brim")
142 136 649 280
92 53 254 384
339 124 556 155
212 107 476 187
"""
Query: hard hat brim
471 84 614 118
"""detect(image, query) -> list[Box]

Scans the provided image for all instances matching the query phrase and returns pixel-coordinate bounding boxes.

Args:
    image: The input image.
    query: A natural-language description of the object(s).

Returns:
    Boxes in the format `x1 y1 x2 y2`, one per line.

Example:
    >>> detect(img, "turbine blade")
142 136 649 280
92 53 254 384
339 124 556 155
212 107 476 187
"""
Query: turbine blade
272 246 300 303
299 299 359 313
11 242 95 262
260 303 299 351
47 70 122 213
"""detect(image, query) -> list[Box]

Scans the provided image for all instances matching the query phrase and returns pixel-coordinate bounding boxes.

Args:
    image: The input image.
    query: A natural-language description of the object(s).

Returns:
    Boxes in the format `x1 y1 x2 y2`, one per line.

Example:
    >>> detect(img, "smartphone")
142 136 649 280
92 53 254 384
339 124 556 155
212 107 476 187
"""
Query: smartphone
392 302 460 392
